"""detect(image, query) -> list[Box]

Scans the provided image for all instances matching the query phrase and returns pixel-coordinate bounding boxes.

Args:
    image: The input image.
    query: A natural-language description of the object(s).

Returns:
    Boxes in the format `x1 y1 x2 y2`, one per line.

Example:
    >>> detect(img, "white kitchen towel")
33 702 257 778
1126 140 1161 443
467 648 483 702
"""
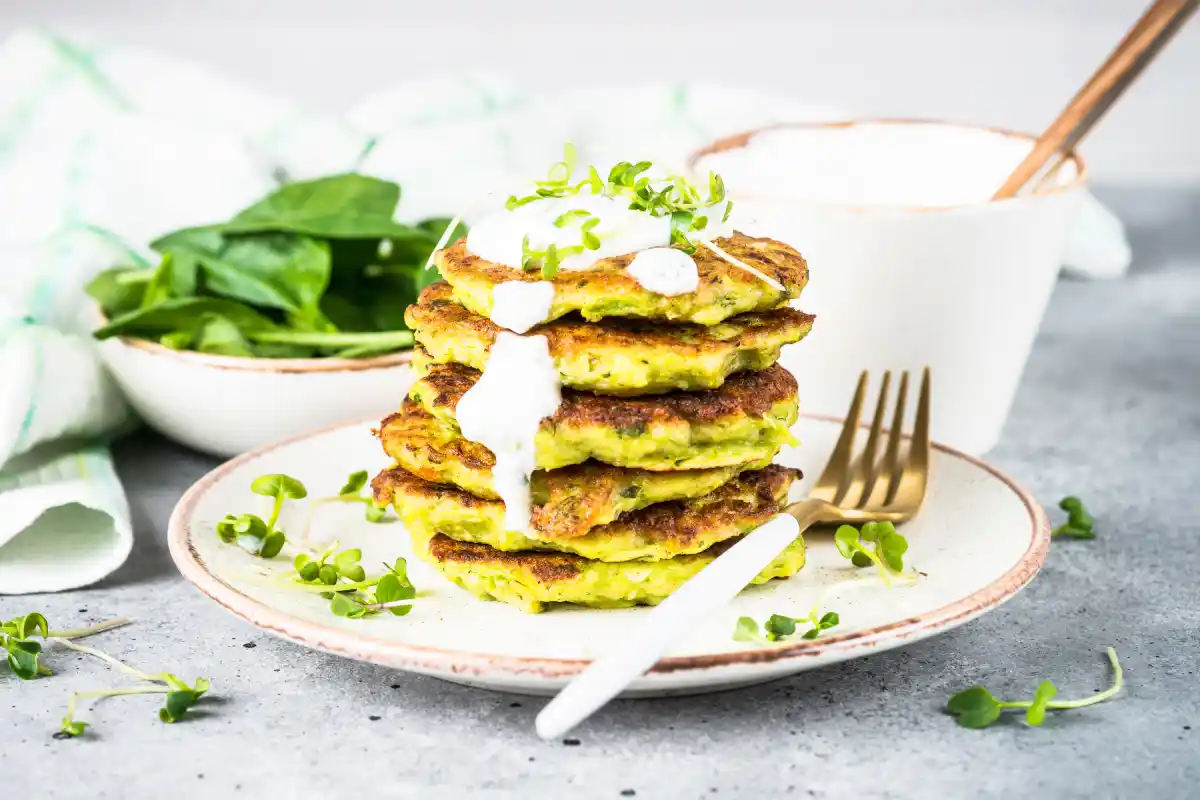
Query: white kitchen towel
0 27 1132 595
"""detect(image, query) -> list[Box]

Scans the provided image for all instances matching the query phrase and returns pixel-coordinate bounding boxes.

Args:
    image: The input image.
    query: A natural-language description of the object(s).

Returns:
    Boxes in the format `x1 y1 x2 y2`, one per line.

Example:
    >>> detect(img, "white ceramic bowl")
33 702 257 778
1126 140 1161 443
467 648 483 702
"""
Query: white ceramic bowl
690 120 1088 455
98 334 414 458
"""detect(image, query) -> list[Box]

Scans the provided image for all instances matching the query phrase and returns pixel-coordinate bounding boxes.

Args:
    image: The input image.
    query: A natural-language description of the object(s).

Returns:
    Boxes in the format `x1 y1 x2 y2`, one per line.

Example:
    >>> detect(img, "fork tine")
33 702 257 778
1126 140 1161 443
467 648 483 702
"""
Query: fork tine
864 371 908 509
811 371 867 501
840 372 890 507
889 367 932 510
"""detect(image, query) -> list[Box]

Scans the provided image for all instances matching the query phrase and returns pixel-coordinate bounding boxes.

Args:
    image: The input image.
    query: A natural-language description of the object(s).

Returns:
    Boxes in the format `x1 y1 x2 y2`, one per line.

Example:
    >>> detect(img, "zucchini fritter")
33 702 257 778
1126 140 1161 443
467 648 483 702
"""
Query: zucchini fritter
375 464 798 560
399 361 799 472
435 233 808 327
412 526 807 613
372 415 771 538
407 282 814 396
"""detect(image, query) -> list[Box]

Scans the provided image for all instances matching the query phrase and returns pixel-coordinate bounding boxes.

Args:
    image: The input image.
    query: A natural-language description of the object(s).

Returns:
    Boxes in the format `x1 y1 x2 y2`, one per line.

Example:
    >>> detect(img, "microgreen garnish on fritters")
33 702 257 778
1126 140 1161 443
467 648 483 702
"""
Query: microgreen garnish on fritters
947 648 1123 729
1052 496 1096 539
495 142 734 273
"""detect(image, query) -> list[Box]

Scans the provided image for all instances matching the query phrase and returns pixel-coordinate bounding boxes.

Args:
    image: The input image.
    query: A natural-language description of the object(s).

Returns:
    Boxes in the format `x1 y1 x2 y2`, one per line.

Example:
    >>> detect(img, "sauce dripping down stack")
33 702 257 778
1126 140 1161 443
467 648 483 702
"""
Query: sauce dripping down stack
372 156 818 612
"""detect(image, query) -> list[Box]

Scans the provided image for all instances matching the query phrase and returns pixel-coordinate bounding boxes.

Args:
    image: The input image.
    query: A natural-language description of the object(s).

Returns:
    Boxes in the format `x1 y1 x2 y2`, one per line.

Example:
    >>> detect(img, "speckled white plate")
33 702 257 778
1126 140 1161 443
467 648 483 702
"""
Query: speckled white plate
168 415 1049 697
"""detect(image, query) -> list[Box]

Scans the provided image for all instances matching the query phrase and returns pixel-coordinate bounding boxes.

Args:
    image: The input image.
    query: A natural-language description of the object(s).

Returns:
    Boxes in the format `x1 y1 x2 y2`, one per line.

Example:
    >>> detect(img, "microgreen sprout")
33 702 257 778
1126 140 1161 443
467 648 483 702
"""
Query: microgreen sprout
2 612 209 738
834 521 913 586
946 648 1122 729
733 607 840 644
291 544 416 619
2 612 51 679
1052 496 1096 539
216 473 307 557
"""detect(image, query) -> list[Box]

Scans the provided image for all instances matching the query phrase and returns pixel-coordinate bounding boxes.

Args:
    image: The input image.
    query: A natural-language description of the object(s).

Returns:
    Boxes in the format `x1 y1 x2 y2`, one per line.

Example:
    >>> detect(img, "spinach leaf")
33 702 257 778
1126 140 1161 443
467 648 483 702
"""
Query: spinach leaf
94 298 277 341
193 314 256 357
207 174 431 240
86 267 151 317
154 229 332 327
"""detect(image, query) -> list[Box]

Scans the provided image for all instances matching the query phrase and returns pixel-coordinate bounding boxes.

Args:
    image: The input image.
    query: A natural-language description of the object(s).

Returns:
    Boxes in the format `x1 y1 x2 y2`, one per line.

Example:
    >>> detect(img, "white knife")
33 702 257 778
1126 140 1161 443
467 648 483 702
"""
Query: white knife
535 512 802 740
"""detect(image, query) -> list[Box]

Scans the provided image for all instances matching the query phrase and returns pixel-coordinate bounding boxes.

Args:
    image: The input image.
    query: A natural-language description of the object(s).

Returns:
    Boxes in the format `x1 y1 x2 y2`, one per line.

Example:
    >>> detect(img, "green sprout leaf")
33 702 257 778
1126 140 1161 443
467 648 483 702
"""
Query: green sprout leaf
819 611 840 629
1052 495 1096 539
732 617 765 643
330 593 366 618
946 686 1004 729
764 614 797 642
1025 681 1058 726
6 639 44 680
60 719 89 738
251 474 308 501
159 677 210 723
833 525 860 559
947 648 1122 730
339 470 369 496
834 522 910 580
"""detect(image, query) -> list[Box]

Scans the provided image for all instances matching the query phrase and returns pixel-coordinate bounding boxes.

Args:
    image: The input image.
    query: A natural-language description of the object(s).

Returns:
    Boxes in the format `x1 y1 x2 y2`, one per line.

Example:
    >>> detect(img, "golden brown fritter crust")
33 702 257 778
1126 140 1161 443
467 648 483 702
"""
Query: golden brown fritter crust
412 361 797 431
426 534 585 584
372 408 770 538
435 233 809 326
406 282 815 395
375 463 797 552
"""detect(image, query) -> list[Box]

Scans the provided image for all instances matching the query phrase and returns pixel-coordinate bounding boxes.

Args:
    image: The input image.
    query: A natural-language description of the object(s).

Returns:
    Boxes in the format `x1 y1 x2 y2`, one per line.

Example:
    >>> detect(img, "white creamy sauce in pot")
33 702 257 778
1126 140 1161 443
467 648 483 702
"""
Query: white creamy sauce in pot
465 194 671 272
625 247 699 296
489 280 554 333
694 123 1078 207
454 332 562 533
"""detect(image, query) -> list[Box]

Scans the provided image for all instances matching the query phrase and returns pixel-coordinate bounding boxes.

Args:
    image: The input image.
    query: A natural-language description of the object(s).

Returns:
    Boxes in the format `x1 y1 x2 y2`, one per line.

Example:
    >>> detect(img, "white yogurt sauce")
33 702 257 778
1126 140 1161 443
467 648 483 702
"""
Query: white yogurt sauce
454 332 562 533
695 123 1079 208
625 247 699 296
466 194 671 272
489 280 554 333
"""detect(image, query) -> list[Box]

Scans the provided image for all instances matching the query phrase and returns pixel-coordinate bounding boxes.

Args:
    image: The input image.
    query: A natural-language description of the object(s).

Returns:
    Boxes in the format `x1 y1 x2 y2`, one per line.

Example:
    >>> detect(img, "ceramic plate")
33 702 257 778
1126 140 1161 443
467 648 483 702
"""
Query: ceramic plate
168 416 1049 697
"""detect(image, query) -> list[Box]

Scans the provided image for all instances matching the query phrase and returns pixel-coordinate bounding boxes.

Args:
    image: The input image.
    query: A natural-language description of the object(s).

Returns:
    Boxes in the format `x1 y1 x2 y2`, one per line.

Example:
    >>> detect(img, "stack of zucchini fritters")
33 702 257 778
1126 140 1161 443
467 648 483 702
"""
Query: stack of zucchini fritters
372 234 814 612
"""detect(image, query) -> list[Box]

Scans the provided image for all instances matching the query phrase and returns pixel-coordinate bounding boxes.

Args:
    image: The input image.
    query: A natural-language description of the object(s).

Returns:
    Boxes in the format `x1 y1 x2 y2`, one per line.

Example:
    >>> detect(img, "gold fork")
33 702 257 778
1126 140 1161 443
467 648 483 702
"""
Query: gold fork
536 369 932 740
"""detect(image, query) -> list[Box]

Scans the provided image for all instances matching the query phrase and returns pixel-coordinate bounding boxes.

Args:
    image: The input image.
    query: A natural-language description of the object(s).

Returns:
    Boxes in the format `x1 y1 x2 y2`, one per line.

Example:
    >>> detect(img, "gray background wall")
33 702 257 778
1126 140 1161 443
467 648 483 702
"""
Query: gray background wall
6 0 1199 184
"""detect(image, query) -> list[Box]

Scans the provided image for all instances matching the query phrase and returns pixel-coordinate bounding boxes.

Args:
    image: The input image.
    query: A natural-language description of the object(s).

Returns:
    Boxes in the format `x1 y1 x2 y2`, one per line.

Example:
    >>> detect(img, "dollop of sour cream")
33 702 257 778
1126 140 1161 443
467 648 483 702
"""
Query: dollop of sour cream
490 280 554 334
466 194 671 272
625 247 699 296
454 332 562 533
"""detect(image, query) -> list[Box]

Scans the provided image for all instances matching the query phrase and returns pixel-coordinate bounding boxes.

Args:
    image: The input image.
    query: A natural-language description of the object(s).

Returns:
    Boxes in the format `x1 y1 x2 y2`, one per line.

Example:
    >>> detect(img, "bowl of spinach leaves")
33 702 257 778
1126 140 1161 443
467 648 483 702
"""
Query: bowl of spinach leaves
89 173 464 457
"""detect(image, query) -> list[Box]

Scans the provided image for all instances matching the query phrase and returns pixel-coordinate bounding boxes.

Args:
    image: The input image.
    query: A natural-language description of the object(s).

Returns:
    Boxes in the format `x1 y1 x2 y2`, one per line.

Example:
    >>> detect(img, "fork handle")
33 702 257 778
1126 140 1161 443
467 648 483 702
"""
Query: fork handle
534 499 828 740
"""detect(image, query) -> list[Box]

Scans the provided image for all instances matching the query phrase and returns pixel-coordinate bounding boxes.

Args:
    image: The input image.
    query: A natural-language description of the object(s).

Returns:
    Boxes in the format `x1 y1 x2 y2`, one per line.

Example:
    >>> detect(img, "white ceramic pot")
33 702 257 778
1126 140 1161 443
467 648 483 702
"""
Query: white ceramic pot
99 335 414 458
691 120 1087 455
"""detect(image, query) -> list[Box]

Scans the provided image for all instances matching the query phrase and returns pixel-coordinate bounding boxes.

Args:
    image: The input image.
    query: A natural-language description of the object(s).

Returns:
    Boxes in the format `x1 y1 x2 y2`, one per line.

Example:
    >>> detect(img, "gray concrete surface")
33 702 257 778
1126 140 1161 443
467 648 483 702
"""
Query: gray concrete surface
4 187 1199 799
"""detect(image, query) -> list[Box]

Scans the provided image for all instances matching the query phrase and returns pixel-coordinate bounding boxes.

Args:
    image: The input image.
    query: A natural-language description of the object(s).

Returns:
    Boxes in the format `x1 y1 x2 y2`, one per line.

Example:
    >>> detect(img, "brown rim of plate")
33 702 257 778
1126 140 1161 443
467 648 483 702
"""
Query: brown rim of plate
168 413 1050 678
687 118 1088 213
96 308 413 375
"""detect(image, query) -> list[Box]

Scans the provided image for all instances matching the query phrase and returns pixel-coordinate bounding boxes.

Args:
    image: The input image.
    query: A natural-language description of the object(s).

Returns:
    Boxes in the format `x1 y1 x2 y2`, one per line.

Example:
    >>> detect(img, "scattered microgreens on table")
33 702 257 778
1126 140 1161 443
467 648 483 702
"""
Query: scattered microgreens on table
2 613 209 738
1052 495 1097 539
733 521 915 644
947 648 1123 729
214 471 416 619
